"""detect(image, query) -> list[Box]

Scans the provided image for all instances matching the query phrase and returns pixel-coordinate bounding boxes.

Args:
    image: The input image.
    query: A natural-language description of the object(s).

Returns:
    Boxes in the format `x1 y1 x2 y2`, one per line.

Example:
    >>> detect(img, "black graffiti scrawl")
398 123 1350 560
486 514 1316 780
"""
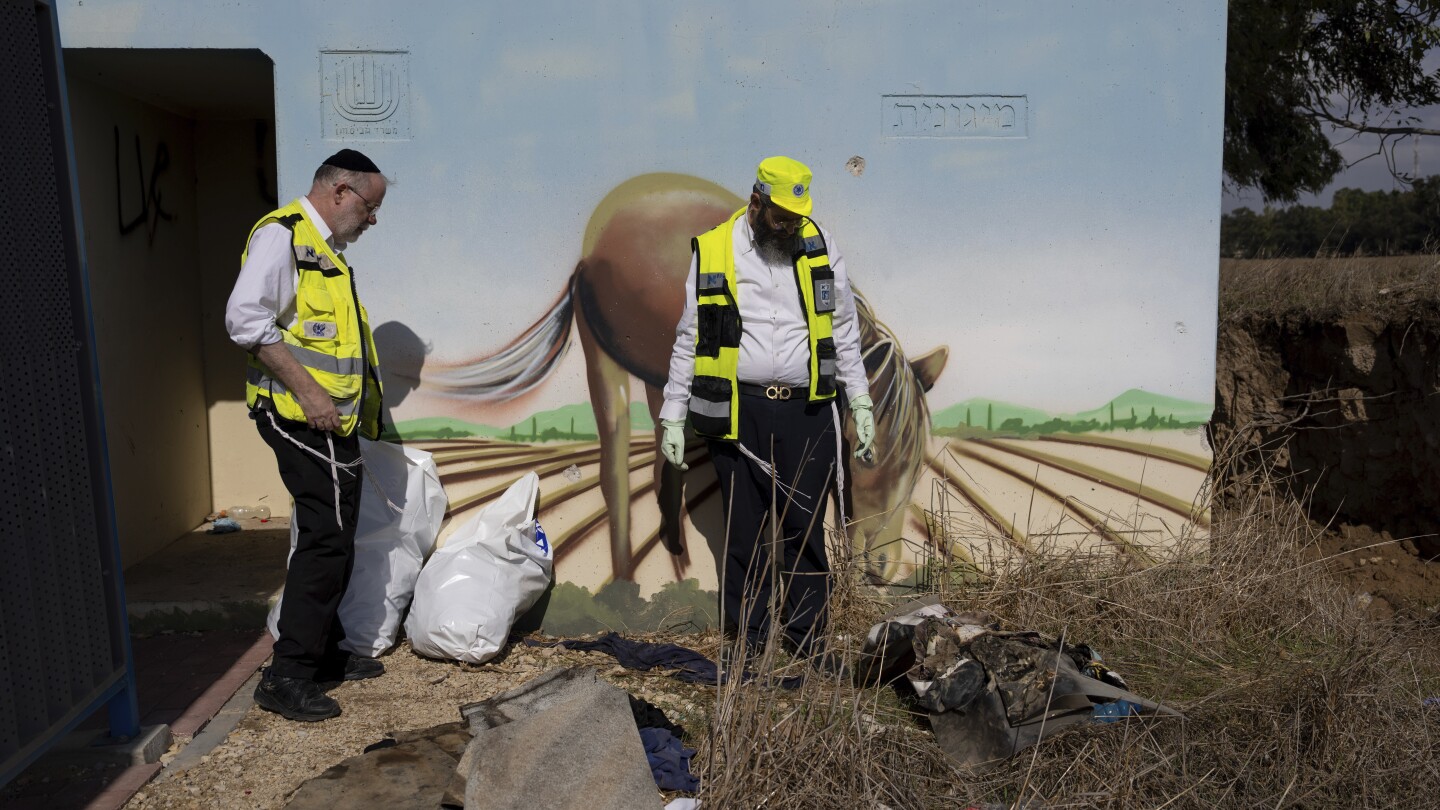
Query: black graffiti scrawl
114 126 173 245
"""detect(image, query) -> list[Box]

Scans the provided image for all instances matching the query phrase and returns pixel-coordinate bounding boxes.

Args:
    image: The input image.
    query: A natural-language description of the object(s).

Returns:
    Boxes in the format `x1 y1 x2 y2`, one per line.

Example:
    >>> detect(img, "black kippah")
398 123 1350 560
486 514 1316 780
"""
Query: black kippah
321 148 381 174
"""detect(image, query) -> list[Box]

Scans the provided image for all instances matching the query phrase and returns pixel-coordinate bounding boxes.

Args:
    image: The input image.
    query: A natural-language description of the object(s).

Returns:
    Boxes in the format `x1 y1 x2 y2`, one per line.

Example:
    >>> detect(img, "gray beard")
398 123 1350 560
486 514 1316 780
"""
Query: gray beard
754 229 797 266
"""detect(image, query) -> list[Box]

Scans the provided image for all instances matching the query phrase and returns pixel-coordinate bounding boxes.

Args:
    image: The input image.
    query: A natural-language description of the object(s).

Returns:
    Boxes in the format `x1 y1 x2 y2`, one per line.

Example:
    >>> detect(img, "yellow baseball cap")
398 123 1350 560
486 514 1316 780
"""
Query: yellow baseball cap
755 156 813 217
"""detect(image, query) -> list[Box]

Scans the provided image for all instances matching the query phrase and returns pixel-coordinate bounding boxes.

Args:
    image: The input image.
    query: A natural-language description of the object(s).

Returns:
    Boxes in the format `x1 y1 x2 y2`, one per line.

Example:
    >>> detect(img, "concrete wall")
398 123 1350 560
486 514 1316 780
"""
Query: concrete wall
59 2 1228 622
66 76 211 568
195 119 285 515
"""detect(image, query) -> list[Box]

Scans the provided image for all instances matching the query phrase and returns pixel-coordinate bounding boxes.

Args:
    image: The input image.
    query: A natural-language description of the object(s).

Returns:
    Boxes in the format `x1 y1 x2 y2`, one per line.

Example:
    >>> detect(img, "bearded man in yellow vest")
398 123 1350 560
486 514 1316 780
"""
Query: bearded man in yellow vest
659 156 875 676
224 149 387 721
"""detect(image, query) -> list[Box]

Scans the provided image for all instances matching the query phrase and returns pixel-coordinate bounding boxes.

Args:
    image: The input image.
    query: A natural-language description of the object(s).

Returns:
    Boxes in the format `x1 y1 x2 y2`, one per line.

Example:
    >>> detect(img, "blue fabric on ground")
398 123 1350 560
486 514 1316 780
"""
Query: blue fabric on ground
207 517 241 534
527 632 801 688
639 727 699 792
1091 699 1142 723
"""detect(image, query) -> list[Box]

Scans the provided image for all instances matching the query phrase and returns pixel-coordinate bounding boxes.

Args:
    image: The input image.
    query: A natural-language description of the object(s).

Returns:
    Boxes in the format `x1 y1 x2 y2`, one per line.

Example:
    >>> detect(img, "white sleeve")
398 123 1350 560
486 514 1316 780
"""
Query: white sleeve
224 223 293 350
826 230 870 401
659 250 701 423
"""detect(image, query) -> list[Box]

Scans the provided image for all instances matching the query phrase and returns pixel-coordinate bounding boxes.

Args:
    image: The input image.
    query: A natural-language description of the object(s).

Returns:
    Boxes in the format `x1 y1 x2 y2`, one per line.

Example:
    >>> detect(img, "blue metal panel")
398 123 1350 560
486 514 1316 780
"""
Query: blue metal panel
0 0 139 788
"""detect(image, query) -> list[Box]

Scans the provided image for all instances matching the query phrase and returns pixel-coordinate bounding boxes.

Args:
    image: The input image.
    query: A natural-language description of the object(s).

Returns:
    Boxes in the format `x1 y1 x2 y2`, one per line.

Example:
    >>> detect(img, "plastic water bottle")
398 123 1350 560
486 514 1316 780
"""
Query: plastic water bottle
226 505 273 521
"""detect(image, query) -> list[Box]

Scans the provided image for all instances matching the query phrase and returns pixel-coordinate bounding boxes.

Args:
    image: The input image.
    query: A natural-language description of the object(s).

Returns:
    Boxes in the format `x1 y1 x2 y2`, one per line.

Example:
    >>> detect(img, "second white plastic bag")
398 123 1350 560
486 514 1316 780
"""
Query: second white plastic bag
268 438 448 656
404 471 551 664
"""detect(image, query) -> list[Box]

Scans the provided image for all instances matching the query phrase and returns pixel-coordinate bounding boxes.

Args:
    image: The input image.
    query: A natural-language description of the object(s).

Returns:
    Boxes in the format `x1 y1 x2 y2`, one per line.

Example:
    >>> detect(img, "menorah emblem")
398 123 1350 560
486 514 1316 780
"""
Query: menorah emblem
332 54 399 122
321 51 410 140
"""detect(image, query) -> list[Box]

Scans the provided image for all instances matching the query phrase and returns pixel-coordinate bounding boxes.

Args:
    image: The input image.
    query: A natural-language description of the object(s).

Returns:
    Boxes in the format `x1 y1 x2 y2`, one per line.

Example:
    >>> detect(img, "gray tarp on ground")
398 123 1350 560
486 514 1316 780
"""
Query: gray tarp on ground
285 667 661 809
459 667 663 809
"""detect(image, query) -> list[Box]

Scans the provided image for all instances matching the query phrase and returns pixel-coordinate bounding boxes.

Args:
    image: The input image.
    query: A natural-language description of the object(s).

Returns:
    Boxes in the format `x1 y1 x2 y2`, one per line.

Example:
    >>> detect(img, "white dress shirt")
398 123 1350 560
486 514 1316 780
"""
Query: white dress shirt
660 213 869 423
224 197 341 351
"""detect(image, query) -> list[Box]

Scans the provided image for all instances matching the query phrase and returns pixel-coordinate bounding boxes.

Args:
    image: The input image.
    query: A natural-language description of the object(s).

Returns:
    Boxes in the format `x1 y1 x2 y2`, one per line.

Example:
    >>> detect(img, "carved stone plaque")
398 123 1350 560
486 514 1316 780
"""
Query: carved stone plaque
321 51 410 141
882 95 1027 138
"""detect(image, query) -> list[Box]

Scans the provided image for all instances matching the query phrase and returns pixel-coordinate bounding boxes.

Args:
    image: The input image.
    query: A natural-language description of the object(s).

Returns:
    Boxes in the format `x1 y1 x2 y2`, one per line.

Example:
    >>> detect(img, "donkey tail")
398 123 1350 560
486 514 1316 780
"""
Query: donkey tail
418 282 574 400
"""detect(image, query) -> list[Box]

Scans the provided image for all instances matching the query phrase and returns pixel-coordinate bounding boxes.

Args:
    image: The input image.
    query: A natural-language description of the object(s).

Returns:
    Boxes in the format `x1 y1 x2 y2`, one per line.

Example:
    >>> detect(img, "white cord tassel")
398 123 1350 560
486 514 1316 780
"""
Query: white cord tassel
831 400 847 523
265 409 364 530
366 462 404 515
736 441 809 505
325 433 342 528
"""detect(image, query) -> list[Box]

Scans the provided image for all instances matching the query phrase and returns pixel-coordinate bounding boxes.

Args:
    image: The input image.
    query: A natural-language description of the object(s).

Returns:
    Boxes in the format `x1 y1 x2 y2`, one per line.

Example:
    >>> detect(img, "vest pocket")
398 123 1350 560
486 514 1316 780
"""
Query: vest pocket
689 374 733 437
696 303 740 357
810 266 836 313
814 337 837 397
297 287 338 343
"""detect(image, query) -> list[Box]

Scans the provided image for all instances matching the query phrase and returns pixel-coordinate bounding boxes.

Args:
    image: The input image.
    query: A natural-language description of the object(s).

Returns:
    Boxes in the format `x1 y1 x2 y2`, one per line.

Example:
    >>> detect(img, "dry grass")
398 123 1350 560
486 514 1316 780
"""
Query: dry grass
1220 255 1440 323
692 452 1440 809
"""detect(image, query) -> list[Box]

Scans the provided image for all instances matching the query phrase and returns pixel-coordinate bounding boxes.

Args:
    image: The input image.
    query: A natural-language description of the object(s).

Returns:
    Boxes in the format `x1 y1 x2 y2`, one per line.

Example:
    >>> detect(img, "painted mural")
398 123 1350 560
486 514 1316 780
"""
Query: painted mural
58 0 1226 630
389 170 1212 630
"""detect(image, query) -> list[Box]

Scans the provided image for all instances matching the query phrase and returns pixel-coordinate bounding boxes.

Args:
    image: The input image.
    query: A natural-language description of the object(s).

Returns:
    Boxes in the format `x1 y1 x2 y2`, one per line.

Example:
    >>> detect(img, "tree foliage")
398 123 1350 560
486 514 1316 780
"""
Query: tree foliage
1226 0 1440 202
1220 176 1440 255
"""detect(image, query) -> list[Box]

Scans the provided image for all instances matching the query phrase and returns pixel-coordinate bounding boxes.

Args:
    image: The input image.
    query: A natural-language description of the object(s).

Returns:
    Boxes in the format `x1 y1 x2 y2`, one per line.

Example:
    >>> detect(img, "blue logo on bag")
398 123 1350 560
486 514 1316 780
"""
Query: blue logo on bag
533 522 549 555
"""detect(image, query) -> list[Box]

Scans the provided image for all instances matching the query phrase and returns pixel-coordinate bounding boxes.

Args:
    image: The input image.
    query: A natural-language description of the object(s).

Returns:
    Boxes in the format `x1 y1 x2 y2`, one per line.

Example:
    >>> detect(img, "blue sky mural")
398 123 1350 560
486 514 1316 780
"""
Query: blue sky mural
61 0 1225 417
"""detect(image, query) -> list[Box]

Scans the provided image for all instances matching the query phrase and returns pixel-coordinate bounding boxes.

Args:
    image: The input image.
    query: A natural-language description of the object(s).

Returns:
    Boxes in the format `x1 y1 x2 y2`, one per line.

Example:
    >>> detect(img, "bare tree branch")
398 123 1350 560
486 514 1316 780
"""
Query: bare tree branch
1306 104 1440 137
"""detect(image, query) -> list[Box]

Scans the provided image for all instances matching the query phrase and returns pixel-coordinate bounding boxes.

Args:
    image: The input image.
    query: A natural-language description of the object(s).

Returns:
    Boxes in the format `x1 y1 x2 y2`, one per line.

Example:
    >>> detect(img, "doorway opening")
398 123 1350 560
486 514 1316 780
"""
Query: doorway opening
62 48 280 568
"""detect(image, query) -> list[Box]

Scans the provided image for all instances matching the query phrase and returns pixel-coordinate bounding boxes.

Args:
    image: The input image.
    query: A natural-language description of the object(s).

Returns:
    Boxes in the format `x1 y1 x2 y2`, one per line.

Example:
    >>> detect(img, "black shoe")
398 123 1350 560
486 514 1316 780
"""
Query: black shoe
318 654 385 686
254 669 341 722
339 655 385 681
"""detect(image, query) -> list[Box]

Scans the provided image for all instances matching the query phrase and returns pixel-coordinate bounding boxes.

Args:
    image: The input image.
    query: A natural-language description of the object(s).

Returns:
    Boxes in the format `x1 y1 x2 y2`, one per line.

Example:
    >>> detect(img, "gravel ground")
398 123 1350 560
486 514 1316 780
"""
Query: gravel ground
126 635 720 809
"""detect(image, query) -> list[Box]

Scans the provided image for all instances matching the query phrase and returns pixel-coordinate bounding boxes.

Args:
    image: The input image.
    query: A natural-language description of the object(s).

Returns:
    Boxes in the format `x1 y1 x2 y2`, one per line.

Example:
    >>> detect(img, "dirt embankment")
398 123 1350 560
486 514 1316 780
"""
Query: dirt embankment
1212 257 1440 617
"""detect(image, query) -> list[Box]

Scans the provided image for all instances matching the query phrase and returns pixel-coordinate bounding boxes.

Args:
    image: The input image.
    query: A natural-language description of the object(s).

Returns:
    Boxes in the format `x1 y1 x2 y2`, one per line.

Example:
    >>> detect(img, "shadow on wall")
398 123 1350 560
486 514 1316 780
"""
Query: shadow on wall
374 320 428 432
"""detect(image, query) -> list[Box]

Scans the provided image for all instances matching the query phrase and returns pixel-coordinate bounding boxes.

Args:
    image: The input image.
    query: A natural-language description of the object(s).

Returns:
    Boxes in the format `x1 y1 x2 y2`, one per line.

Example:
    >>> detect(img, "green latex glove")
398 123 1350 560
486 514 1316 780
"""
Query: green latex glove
850 393 876 459
661 419 689 470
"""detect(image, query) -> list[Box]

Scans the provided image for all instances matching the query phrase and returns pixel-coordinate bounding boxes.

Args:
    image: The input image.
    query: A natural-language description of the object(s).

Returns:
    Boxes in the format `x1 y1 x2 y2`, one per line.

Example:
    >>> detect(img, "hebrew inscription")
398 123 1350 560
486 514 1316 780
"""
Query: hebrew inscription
882 95 1027 138
321 51 411 141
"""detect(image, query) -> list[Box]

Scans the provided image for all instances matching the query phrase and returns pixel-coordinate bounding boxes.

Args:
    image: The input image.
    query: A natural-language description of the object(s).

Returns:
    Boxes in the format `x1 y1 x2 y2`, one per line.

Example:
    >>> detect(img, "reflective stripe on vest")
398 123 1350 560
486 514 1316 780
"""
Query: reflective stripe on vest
689 208 836 440
244 366 362 418
242 200 383 438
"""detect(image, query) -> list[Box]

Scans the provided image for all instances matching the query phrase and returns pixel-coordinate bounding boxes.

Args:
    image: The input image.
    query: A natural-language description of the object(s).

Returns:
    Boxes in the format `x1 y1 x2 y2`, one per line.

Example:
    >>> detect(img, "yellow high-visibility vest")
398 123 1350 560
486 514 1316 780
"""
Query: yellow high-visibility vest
242 200 383 439
689 208 837 440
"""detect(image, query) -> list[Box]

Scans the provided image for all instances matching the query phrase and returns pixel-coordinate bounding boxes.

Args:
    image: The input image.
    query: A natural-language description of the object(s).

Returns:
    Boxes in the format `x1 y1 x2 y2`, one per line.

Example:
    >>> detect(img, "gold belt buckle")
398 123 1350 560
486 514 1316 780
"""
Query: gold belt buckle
765 385 792 400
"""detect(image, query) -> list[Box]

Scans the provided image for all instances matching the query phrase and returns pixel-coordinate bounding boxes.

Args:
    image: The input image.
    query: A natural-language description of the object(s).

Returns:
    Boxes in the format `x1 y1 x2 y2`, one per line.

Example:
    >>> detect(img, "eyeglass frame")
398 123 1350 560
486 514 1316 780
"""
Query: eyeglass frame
339 182 381 214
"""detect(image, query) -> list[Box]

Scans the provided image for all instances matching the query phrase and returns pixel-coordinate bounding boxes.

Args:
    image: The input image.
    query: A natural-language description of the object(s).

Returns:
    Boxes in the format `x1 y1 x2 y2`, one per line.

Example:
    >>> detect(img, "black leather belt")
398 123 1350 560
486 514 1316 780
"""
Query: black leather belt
738 381 805 400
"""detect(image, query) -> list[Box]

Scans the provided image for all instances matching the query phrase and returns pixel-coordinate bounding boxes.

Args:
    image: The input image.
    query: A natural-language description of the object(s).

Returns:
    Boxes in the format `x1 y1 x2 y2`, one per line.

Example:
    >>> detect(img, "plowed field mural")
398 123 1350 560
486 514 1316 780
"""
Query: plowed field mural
392 173 1212 631
402 406 1209 632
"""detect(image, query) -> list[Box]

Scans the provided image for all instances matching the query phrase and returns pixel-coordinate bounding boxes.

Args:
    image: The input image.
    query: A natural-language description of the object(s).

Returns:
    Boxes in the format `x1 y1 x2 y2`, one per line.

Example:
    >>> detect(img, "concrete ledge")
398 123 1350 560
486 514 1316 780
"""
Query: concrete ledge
38 724 173 769
128 599 274 635
158 670 262 779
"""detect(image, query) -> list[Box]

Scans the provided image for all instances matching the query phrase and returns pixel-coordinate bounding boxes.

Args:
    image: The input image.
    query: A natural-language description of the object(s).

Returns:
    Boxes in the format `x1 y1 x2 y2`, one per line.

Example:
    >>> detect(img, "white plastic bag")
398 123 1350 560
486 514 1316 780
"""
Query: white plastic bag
268 438 448 656
404 471 552 664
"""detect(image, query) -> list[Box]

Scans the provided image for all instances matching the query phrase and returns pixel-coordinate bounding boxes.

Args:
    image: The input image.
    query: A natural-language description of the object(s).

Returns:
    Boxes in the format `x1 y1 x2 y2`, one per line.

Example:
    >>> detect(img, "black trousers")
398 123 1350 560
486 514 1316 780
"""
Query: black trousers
707 395 838 654
254 409 364 679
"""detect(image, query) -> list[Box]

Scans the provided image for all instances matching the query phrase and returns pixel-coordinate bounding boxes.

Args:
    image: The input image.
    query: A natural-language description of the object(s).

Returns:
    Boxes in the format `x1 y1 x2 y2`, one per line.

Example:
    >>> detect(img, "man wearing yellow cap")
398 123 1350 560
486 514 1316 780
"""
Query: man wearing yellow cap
658 156 875 672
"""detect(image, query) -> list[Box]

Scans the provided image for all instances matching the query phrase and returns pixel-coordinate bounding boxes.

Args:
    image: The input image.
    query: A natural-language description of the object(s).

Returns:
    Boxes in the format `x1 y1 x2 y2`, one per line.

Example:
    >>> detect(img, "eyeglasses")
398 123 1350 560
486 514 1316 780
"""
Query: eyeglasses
762 202 802 233
342 184 381 214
